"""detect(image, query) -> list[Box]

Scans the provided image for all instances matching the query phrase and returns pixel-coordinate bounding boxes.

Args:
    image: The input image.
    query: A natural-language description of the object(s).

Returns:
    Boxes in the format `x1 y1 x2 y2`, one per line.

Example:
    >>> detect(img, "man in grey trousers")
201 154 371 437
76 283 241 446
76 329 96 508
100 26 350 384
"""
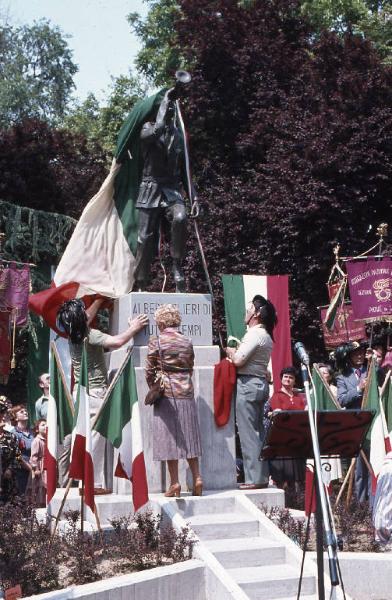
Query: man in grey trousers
226 295 277 489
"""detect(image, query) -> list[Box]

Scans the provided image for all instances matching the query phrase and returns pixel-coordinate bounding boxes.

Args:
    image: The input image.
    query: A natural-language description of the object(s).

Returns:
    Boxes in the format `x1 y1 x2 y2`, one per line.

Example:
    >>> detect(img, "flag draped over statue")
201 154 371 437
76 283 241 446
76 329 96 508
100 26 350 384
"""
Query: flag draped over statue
29 90 165 329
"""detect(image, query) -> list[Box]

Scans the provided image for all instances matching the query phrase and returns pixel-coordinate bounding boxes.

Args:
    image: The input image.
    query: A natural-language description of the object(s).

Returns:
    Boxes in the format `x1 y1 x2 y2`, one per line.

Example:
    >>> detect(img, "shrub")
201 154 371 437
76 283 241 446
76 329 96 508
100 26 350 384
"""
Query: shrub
0 504 195 596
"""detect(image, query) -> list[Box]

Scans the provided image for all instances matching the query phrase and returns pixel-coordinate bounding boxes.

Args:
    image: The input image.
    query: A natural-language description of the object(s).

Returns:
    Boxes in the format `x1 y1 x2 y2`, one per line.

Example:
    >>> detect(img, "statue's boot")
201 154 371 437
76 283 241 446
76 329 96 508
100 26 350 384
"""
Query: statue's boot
173 260 186 293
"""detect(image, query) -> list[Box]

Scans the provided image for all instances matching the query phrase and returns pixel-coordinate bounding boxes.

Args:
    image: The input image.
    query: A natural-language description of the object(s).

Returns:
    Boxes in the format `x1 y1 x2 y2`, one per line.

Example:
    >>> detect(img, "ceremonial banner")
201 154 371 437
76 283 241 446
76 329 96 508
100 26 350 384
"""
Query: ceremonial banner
0 268 10 310
5 264 30 326
0 309 11 383
320 302 366 348
346 257 392 321
1 264 30 326
222 274 291 391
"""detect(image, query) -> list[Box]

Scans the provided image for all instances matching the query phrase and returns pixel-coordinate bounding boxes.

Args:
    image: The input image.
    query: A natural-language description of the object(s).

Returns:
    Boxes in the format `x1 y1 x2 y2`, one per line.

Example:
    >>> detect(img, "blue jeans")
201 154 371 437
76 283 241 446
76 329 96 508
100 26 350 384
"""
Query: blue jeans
236 375 269 485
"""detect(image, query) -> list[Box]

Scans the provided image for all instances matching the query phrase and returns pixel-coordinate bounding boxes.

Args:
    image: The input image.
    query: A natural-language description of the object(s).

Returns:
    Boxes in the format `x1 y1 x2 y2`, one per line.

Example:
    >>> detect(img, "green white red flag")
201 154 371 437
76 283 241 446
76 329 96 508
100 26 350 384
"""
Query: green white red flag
28 91 165 332
363 358 385 494
305 367 340 515
323 278 346 332
93 351 148 512
47 343 74 504
68 346 95 512
221 274 291 390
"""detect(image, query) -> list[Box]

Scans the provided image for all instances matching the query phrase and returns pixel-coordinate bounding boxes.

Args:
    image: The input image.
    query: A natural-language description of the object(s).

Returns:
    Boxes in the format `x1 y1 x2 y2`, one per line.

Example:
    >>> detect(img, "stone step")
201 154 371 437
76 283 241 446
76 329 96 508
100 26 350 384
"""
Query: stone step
188 512 259 540
276 596 317 600
228 564 316 599
171 494 238 518
204 536 286 568
49 489 133 525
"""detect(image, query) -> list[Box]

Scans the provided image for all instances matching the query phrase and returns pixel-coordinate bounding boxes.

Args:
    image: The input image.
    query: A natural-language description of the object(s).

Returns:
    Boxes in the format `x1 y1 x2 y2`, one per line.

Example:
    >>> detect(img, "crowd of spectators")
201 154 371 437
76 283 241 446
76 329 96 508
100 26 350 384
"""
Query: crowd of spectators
0 395 47 507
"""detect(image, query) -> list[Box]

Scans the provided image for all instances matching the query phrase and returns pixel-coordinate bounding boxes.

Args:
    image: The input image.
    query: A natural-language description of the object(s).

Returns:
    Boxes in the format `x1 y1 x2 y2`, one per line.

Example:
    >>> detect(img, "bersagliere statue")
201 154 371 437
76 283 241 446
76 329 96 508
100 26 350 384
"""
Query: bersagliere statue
36 73 199 307
116 71 198 294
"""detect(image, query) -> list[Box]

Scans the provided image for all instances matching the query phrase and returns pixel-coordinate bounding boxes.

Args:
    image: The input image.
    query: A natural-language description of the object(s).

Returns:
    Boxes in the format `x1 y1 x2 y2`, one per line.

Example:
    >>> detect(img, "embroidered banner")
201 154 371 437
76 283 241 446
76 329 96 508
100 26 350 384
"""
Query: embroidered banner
0 309 11 383
320 302 366 348
0 267 11 310
5 264 30 326
346 257 392 321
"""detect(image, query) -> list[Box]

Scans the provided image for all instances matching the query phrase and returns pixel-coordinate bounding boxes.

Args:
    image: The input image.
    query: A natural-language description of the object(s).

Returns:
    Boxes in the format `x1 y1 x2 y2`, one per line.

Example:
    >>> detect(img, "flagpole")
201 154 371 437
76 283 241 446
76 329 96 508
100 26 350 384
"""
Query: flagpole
335 458 356 506
176 99 224 350
51 341 75 416
90 346 133 430
81 481 84 535
50 478 73 538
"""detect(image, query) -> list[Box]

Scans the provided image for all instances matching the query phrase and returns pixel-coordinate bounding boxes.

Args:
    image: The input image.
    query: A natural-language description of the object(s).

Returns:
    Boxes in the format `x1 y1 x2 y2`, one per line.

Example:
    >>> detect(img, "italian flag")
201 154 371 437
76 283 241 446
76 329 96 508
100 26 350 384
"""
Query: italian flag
93 350 149 512
221 274 291 389
323 278 346 332
305 365 340 515
68 346 95 512
47 343 74 504
28 91 165 332
363 358 385 494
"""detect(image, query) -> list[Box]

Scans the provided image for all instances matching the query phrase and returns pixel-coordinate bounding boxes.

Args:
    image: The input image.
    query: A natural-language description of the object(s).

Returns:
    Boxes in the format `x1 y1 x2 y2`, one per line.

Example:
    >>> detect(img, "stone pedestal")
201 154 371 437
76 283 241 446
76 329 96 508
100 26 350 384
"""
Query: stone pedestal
108 292 236 494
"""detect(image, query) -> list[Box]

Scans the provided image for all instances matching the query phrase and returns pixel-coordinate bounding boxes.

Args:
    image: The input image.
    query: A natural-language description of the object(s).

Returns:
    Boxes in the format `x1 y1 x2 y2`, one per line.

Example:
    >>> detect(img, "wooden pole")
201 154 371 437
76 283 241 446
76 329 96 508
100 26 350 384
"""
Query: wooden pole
360 449 375 479
335 458 355 507
90 346 133 431
345 459 355 509
81 481 84 535
93 506 102 533
50 478 73 538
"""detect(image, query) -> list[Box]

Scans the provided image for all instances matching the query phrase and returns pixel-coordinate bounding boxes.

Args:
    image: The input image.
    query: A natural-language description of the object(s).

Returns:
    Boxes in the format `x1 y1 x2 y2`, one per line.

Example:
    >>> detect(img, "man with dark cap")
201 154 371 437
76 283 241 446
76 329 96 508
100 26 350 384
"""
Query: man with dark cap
336 341 367 409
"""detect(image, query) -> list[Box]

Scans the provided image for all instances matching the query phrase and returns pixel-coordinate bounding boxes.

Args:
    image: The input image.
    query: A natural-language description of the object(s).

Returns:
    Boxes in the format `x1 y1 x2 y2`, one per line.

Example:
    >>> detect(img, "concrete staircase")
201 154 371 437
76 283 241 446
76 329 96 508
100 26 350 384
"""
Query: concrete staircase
158 490 319 600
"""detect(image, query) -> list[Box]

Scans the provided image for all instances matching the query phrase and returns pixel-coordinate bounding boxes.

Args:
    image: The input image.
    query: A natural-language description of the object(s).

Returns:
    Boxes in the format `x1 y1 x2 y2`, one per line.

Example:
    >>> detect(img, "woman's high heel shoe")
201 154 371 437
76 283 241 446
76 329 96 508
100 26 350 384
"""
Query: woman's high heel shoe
164 483 181 498
193 477 203 496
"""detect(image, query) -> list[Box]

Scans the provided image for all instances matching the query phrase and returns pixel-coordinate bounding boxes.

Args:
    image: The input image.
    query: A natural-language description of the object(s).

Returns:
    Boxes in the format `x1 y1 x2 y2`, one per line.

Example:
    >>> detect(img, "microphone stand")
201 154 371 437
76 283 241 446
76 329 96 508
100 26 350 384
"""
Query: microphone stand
298 359 340 599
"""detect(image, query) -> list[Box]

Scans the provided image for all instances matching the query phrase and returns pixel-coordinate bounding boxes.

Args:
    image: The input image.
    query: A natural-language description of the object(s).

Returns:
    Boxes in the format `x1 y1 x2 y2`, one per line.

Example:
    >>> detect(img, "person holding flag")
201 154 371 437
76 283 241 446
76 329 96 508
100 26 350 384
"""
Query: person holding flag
56 297 148 490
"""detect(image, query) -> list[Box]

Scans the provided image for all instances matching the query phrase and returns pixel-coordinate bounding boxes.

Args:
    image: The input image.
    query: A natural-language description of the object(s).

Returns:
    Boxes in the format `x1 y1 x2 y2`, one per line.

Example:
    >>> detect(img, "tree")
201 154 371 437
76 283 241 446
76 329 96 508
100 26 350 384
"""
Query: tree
301 0 392 63
128 0 185 86
63 73 145 160
0 119 106 218
171 0 392 357
0 20 78 127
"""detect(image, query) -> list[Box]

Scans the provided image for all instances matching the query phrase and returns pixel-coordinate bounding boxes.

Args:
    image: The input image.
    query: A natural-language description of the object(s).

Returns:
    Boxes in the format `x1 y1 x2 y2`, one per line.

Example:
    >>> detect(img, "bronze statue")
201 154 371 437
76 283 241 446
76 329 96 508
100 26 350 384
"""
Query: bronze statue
133 72 196 292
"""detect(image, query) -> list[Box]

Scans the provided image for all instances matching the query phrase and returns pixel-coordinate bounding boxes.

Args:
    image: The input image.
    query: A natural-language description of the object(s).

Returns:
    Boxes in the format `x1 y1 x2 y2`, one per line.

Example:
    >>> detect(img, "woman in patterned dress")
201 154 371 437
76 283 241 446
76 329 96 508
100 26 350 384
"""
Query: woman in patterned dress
145 304 203 497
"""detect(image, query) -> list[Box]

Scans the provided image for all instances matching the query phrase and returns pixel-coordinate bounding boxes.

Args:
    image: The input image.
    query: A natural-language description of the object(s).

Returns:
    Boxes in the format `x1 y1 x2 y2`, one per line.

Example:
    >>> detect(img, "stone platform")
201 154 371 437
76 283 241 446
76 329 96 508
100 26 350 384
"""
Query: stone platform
107 292 237 494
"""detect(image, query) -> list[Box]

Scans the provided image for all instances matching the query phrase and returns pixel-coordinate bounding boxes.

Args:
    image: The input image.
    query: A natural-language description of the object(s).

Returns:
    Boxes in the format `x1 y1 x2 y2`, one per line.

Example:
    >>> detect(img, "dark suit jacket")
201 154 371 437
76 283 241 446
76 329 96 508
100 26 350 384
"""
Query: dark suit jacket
336 367 366 408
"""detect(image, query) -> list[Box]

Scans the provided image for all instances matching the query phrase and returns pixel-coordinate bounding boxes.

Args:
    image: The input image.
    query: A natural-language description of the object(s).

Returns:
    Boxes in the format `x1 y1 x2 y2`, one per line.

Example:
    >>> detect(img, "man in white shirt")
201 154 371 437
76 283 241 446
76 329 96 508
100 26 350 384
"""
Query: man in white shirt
226 295 277 490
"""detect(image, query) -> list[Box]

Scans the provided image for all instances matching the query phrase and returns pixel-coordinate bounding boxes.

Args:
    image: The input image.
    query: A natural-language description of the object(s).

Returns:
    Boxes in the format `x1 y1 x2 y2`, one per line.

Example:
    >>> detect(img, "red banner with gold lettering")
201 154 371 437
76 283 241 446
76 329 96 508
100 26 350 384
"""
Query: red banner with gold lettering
346 257 392 321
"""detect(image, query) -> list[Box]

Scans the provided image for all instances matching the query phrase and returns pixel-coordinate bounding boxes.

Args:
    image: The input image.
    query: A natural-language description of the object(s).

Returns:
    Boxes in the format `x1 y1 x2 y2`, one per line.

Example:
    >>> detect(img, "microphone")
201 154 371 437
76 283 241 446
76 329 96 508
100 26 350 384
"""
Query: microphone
294 341 310 366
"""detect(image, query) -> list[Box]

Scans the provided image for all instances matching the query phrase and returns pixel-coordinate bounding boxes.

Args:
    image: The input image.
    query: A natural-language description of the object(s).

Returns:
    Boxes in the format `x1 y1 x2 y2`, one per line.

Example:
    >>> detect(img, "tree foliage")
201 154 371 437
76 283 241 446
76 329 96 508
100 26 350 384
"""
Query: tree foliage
63 73 145 160
128 0 184 86
172 0 392 356
0 20 78 127
301 0 392 63
0 119 106 218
